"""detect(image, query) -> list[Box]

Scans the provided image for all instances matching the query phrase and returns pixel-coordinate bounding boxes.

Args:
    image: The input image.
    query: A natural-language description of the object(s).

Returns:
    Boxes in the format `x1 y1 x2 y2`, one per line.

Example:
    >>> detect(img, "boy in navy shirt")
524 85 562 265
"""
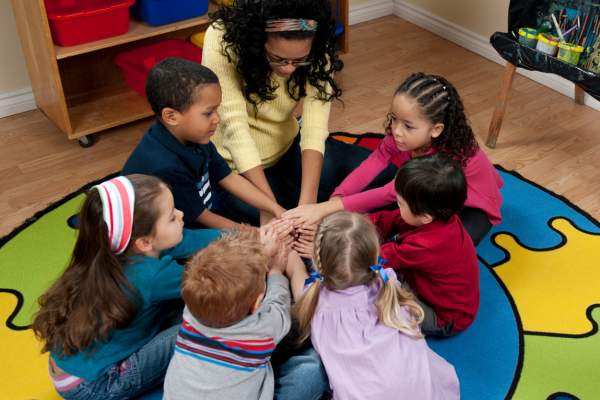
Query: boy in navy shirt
122 58 287 230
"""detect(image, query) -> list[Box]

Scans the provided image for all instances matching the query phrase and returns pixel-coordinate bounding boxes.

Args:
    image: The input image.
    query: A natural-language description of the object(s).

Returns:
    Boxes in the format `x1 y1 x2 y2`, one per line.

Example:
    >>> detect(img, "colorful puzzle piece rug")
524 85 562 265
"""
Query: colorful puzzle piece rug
1 132 599 400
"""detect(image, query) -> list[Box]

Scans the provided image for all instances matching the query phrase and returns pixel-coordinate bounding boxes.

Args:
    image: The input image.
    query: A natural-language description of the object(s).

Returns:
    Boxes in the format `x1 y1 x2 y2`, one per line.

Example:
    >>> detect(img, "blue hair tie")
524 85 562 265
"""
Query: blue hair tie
305 269 323 286
370 257 389 283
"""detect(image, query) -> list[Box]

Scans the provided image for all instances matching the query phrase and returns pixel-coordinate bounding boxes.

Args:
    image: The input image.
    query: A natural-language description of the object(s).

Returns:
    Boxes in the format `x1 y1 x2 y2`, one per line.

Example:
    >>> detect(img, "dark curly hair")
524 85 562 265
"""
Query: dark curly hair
145 57 219 116
209 0 342 112
394 153 467 222
384 73 478 167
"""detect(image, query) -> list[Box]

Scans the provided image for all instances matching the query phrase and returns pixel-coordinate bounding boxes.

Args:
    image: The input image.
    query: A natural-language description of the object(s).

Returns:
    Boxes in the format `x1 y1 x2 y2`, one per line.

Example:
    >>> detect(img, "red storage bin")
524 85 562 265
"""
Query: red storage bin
114 39 204 97
45 0 135 47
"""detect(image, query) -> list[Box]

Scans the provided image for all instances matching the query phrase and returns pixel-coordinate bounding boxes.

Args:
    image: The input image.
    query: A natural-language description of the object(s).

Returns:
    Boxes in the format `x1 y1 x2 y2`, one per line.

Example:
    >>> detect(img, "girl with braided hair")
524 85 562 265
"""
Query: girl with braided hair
283 72 504 246
286 211 460 400
202 0 398 227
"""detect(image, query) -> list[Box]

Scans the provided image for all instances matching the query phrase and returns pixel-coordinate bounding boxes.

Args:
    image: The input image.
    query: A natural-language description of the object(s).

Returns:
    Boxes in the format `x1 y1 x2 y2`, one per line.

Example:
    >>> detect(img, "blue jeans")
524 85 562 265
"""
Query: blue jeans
59 324 181 400
274 348 330 400
214 134 399 225
58 315 329 400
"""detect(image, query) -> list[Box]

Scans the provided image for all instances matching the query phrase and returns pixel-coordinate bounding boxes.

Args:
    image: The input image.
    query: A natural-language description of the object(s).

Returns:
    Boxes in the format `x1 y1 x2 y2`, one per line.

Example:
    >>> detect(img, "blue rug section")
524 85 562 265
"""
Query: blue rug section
477 169 600 266
426 260 520 400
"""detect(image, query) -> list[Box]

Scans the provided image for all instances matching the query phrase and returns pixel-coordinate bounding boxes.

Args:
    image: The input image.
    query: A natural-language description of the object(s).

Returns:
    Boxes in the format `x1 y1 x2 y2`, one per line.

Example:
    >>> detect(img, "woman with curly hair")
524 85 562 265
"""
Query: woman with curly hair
283 73 504 246
202 0 398 226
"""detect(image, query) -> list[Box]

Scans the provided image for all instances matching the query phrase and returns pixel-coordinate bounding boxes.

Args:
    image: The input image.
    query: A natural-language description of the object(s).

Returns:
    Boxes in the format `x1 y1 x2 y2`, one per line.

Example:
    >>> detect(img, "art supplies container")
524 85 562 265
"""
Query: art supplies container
114 39 203 97
557 43 584 65
191 31 206 48
131 0 208 26
535 33 559 56
44 0 134 46
518 28 538 48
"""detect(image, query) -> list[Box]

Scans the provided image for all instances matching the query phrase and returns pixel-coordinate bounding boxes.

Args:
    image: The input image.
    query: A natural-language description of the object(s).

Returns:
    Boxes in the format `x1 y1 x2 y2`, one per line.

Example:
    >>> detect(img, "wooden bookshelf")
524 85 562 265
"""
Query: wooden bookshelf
11 0 349 146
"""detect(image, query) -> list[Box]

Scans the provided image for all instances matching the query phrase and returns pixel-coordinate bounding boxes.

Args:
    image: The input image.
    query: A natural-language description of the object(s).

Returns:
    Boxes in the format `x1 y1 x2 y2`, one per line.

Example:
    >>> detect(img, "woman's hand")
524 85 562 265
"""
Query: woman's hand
281 199 345 228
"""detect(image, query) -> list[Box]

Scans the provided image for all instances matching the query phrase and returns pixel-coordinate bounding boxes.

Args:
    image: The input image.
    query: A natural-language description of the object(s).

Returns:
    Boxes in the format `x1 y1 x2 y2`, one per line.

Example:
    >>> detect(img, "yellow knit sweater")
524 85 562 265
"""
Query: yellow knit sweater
202 23 332 174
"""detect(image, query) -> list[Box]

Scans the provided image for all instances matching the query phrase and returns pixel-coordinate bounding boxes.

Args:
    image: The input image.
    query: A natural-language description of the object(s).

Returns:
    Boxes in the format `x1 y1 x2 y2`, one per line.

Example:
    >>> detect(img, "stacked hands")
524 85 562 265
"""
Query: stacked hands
260 210 323 263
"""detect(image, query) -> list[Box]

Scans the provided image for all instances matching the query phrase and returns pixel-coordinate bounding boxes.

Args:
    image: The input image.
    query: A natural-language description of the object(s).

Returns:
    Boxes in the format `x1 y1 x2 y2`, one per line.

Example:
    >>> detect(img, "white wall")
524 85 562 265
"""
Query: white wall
1 1 31 94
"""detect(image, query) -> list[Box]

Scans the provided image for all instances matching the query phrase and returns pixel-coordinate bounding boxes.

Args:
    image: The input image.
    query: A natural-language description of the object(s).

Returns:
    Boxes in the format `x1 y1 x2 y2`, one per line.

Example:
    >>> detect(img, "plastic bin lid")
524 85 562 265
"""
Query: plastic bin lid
45 0 135 20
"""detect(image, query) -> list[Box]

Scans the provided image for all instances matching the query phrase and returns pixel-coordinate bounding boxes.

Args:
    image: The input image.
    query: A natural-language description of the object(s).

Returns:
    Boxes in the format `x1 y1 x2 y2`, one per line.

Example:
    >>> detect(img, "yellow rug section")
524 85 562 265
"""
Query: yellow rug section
494 218 600 335
0 292 61 400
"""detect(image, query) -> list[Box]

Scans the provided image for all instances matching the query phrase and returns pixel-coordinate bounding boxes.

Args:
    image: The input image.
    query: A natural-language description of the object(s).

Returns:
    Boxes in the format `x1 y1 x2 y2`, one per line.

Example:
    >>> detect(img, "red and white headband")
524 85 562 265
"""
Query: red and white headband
92 176 135 255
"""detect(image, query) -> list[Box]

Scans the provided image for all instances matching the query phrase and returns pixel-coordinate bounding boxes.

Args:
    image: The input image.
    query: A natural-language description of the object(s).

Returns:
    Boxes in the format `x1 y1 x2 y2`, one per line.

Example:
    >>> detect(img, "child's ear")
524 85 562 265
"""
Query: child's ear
133 236 154 254
420 214 434 225
250 292 265 315
161 107 179 127
430 123 444 139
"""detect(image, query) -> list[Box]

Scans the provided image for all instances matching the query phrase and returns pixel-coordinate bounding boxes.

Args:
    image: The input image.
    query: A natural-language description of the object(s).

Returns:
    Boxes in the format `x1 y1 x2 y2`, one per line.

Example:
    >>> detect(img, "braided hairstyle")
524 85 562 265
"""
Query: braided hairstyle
209 0 342 113
385 72 478 167
292 211 423 345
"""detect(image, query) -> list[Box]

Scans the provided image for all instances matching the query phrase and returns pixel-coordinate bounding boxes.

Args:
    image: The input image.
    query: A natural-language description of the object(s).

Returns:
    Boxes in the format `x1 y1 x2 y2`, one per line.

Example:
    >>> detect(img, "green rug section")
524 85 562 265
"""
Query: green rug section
0 194 85 327
514 307 600 399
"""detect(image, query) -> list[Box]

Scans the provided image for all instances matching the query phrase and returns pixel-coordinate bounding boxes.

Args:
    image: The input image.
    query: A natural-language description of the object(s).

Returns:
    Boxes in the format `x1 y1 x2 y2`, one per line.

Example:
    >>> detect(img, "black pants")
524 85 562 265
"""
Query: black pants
458 207 492 246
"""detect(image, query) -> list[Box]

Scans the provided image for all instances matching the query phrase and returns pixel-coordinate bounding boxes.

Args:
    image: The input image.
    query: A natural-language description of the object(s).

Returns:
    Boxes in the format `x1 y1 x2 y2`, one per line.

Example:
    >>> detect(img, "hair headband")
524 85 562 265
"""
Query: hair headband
265 18 317 32
92 176 135 255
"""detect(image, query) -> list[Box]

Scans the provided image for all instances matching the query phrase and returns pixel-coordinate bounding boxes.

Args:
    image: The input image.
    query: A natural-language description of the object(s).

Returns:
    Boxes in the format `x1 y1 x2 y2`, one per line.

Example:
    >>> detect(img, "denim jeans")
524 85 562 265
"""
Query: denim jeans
214 134 399 226
274 348 330 400
59 324 181 400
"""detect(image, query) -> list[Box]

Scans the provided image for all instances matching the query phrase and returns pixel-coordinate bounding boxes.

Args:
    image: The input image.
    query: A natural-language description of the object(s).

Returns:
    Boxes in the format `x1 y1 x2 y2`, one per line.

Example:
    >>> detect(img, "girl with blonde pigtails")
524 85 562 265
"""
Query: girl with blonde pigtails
286 210 460 400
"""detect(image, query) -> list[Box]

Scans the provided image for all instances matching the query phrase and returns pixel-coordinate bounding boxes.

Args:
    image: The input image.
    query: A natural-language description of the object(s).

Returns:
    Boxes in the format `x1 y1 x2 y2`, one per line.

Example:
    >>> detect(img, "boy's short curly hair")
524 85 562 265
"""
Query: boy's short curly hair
145 57 219 117
182 229 268 328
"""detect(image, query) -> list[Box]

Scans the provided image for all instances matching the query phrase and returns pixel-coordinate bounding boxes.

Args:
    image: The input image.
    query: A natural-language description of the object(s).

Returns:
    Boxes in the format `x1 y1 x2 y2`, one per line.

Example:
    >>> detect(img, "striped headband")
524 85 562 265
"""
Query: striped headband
92 176 135 255
265 19 318 32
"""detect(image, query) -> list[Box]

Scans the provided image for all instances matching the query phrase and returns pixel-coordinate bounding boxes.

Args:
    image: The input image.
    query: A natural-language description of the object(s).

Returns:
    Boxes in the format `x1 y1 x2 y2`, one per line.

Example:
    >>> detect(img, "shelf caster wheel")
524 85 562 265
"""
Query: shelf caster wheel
78 134 94 148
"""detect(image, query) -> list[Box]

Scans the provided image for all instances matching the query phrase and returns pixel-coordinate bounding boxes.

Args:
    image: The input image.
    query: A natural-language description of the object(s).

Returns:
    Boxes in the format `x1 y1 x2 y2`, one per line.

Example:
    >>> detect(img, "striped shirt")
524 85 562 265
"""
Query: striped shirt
164 274 291 400
48 359 84 392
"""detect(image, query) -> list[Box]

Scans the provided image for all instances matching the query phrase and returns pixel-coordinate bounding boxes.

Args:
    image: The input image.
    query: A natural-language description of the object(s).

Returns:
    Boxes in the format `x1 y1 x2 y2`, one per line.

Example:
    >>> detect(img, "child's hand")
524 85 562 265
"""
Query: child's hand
268 239 292 276
293 236 314 259
263 219 295 241
260 225 279 258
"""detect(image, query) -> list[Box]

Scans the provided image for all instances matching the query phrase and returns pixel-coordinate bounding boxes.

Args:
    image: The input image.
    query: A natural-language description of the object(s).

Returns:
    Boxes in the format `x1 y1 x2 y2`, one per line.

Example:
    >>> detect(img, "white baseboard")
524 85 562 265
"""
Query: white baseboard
349 0 600 111
349 0 394 26
0 87 36 118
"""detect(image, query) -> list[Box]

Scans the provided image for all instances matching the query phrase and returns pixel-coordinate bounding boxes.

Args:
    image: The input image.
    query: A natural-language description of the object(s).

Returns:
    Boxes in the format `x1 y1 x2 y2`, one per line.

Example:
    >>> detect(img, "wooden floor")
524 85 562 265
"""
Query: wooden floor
1 15 599 237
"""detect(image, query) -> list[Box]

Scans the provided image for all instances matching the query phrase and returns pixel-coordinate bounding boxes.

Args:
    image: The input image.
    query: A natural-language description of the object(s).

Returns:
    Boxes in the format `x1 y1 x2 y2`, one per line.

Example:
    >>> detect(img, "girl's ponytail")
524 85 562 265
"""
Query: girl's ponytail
376 273 424 339
32 174 164 358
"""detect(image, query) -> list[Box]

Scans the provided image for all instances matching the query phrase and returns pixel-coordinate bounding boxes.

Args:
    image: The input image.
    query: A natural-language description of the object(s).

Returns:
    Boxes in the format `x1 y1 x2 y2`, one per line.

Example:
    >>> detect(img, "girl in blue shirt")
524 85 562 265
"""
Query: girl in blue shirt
32 174 222 399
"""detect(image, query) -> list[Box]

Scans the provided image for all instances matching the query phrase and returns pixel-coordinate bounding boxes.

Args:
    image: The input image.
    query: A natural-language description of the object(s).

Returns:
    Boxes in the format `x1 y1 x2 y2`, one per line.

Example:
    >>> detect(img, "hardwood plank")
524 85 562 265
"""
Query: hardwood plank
1 14 600 238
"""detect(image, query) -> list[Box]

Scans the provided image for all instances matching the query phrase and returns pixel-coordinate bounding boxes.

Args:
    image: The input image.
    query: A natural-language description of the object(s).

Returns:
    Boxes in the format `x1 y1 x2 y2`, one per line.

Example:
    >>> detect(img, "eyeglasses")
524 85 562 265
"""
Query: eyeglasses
263 48 312 67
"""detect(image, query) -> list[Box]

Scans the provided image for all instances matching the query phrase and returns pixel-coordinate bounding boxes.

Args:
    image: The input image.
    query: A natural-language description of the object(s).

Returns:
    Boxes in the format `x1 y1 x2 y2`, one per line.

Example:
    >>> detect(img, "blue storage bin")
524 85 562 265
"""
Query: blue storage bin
131 0 208 26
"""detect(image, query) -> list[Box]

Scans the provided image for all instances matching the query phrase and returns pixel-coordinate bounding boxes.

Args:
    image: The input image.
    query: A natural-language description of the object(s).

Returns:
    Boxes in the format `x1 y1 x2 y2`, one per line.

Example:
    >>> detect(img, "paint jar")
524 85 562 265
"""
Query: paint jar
518 28 539 48
535 33 559 56
557 43 584 65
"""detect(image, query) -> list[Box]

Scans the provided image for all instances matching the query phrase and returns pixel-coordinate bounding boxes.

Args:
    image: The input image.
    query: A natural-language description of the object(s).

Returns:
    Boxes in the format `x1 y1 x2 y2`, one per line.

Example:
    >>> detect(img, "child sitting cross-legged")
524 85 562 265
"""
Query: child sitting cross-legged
163 227 296 400
366 153 479 337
